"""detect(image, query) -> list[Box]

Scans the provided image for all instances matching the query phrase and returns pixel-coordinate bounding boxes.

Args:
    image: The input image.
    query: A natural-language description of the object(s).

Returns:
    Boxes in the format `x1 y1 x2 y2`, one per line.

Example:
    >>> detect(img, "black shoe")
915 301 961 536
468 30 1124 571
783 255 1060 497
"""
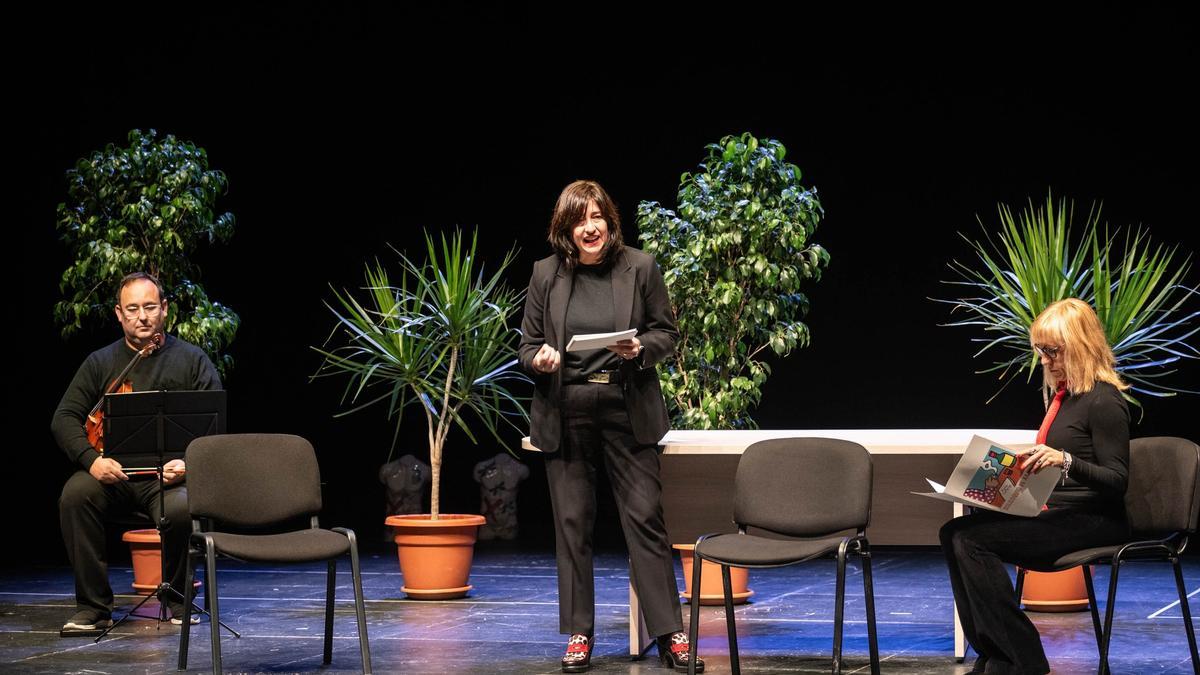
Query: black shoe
60 609 113 637
657 632 703 672
561 633 593 673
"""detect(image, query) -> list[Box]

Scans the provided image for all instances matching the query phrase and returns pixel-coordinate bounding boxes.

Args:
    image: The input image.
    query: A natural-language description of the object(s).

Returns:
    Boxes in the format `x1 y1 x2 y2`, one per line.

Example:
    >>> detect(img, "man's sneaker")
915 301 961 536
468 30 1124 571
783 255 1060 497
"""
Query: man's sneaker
61 609 113 635
167 603 201 625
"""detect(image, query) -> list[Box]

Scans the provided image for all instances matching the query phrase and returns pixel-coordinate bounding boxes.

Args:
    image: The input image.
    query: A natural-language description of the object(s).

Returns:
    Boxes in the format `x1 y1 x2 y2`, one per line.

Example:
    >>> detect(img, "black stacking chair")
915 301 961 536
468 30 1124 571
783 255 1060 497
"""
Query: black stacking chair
177 434 372 675
1013 436 1199 675
687 438 880 675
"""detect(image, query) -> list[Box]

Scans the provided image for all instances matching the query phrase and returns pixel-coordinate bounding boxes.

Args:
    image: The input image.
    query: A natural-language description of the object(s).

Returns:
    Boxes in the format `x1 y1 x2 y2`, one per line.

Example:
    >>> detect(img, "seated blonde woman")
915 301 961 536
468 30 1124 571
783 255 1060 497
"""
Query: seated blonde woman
940 298 1131 675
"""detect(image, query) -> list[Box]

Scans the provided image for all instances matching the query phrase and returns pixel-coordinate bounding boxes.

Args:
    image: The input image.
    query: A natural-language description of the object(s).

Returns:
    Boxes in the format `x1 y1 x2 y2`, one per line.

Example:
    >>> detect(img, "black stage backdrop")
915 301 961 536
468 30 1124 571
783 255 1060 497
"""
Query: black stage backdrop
8 5 1197 565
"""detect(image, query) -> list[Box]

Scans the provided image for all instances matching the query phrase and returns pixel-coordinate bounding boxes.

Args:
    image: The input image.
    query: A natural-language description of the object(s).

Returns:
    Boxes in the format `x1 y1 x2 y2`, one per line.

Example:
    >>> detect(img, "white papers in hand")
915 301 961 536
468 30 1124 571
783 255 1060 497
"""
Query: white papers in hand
566 329 637 352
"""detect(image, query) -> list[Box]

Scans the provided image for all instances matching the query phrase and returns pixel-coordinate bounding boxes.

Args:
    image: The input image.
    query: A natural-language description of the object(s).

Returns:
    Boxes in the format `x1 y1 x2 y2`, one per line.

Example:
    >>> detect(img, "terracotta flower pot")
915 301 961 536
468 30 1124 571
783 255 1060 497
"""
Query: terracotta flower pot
385 514 486 600
674 544 753 605
122 529 202 601
1020 566 1091 612
122 529 162 595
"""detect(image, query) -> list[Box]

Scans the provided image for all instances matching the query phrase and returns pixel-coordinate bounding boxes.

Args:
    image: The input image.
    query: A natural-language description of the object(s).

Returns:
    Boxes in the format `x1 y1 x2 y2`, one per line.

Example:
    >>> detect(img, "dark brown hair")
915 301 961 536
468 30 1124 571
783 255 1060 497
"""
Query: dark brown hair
115 271 166 305
548 180 624 267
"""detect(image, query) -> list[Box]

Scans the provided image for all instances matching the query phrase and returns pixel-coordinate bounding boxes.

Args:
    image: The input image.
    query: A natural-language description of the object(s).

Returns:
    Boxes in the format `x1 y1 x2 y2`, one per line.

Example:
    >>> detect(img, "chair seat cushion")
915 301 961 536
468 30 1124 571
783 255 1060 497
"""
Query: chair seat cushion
695 532 850 566
1023 541 1172 572
1043 545 1122 570
207 528 351 562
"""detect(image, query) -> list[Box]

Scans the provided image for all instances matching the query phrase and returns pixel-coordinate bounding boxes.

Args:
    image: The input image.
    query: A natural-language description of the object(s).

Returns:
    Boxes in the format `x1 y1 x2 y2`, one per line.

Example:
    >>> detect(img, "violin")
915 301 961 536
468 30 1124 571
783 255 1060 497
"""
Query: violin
85 333 163 453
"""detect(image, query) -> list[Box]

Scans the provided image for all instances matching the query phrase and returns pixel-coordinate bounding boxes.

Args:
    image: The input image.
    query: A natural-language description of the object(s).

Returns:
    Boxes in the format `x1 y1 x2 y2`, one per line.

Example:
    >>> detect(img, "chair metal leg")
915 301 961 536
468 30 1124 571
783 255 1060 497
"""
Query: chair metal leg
324 559 336 665
1172 557 1200 675
832 540 849 675
860 543 880 675
177 548 196 670
346 530 372 675
688 544 704 675
204 538 222 675
722 564 740 675
1014 567 1026 606
1098 559 1122 675
1082 565 1107 669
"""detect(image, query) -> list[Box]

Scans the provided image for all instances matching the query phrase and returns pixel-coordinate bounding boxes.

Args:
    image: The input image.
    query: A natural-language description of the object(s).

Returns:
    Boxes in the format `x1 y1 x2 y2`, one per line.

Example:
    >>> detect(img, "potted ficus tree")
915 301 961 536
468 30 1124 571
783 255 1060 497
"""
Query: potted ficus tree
56 129 240 583
638 132 832 603
313 229 529 599
637 132 831 429
56 128 240 376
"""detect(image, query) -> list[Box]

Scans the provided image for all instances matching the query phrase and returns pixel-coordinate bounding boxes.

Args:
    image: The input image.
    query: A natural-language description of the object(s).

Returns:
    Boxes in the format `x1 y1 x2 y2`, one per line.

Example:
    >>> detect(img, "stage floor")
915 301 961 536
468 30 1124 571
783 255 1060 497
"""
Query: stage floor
0 547 1195 673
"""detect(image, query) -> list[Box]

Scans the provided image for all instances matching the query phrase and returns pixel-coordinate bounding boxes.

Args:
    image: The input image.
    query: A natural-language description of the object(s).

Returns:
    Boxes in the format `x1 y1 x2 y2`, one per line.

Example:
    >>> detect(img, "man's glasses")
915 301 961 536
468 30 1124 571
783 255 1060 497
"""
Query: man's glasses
1033 344 1063 360
121 304 162 319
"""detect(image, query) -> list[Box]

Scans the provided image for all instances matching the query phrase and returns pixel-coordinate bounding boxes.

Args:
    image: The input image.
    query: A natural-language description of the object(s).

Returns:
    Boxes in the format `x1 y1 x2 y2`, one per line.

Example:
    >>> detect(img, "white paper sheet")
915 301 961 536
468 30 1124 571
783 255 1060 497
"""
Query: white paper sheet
565 329 637 352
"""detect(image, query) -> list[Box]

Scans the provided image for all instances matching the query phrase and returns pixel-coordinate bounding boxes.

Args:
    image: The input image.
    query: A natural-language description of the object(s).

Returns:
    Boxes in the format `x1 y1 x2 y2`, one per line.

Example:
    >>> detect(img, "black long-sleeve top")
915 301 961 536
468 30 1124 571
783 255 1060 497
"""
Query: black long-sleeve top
1045 381 1129 512
50 335 223 470
563 260 621 383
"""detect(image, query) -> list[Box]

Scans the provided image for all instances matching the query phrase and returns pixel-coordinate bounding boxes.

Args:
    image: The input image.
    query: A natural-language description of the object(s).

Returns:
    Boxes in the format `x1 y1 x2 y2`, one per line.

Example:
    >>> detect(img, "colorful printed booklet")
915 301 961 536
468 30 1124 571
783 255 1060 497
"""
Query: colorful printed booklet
912 434 1057 517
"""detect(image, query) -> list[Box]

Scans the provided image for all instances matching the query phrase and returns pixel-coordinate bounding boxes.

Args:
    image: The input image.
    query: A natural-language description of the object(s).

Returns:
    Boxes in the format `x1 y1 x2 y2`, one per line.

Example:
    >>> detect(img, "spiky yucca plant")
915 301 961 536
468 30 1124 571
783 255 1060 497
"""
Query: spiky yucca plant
313 229 529 518
940 194 1198 409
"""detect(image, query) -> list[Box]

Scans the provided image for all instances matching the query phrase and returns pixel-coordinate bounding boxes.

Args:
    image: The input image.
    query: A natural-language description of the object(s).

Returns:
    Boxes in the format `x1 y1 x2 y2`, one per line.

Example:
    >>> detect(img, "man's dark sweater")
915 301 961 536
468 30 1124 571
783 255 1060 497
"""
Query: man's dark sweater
51 335 222 469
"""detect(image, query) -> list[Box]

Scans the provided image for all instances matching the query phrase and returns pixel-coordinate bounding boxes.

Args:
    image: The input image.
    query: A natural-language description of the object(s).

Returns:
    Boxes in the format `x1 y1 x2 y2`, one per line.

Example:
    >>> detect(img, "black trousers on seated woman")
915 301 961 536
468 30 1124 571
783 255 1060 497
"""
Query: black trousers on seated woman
545 381 683 638
940 507 1129 675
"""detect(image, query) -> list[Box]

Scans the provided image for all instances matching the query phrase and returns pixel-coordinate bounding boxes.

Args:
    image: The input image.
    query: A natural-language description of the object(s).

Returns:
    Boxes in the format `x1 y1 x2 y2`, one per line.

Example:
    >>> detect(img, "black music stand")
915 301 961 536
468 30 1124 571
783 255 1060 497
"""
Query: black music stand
92 390 239 641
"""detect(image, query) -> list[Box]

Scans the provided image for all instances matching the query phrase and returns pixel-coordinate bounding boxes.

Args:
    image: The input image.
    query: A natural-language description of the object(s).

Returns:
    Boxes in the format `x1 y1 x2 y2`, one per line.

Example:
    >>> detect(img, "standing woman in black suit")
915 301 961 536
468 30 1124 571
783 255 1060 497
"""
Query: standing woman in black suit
519 180 701 673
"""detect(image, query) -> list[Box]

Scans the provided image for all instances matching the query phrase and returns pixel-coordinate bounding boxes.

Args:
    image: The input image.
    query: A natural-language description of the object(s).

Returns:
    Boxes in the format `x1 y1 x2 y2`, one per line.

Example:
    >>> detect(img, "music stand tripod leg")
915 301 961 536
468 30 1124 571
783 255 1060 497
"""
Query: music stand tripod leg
95 466 240 641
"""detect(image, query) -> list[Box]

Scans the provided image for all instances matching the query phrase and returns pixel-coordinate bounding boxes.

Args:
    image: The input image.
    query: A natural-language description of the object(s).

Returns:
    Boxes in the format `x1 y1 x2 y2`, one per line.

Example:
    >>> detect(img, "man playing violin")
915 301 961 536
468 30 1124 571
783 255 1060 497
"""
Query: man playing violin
50 272 221 634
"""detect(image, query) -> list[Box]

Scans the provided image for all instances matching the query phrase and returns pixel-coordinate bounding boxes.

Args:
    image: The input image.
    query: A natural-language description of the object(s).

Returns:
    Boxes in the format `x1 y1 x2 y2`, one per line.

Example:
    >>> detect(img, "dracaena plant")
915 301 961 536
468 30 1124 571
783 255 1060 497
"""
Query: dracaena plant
637 132 830 429
312 229 530 518
939 193 1199 410
55 129 239 376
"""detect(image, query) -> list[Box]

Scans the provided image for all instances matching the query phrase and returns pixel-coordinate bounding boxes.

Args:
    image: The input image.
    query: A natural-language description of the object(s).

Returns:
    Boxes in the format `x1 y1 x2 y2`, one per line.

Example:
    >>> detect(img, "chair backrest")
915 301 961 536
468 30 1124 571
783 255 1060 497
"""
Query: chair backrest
185 433 324 528
733 437 872 537
1125 436 1200 537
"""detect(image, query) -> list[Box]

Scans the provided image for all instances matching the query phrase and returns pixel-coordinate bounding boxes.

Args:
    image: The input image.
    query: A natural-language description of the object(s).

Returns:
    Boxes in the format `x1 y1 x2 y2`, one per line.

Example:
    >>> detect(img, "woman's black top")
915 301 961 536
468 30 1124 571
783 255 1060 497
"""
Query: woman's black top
1045 381 1130 512
563 260 621 383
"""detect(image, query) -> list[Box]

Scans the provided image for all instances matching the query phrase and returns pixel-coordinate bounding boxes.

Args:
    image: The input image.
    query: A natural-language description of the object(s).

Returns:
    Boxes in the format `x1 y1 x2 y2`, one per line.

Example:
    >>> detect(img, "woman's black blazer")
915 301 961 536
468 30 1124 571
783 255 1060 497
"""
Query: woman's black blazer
518 247 679 453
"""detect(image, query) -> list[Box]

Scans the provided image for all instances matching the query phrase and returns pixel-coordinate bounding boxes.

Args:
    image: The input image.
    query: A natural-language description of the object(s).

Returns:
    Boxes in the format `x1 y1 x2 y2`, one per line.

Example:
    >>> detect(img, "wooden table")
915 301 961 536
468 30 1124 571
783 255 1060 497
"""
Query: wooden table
524 428 1036 658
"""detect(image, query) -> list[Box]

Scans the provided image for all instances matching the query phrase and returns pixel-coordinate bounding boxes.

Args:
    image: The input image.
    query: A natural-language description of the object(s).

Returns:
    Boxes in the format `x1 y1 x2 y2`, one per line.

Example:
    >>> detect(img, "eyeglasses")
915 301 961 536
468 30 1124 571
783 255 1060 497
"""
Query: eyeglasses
121 304 162 319
1033 344 1063 360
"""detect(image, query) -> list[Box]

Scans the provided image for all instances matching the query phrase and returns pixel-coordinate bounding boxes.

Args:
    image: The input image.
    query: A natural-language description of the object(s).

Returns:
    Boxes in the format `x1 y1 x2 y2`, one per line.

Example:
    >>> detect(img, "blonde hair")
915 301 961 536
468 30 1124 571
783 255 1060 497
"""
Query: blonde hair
1029 298 1129 395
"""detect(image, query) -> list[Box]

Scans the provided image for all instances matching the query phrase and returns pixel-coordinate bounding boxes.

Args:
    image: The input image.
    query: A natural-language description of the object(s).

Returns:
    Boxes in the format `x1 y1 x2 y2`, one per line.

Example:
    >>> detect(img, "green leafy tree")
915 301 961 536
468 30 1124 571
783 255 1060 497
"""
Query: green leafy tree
637 132 830 429
939 193 1198 409
55 129 239 375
